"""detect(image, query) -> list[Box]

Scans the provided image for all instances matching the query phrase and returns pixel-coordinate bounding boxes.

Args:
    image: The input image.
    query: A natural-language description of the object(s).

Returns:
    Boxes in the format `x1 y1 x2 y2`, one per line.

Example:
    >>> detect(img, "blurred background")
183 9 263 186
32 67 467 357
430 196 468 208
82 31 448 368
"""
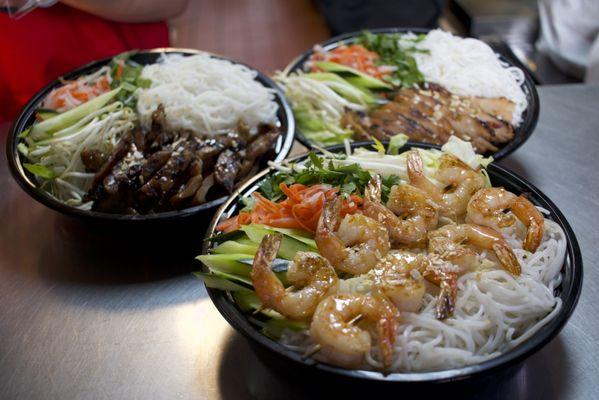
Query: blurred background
165 0 594 84
2 0 598 123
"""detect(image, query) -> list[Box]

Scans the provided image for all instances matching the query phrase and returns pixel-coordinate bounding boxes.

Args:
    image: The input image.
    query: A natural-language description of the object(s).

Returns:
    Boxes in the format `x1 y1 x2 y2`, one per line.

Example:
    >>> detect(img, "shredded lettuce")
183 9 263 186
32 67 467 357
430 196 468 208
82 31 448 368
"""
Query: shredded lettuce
441 136 493 169
387 133 409 155
109 52 151 107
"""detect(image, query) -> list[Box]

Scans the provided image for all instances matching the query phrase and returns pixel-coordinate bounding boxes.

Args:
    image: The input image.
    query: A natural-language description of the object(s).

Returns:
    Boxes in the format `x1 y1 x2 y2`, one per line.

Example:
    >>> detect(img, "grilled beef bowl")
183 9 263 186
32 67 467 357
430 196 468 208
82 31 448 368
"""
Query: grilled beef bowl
7 49 294 222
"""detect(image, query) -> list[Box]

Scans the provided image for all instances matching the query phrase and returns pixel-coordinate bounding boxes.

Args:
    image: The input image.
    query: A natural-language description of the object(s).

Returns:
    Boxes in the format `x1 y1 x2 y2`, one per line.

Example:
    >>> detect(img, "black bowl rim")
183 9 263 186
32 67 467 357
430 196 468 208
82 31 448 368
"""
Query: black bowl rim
282 27 540 162
202 140 582 384
6 47 295 222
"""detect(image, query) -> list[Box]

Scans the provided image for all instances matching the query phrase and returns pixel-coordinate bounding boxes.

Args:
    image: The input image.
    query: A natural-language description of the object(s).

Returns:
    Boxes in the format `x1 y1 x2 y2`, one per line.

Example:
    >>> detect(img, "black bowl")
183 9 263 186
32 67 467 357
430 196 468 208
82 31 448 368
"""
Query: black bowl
202 141 582 384
283 28 539 161
6 48 295 223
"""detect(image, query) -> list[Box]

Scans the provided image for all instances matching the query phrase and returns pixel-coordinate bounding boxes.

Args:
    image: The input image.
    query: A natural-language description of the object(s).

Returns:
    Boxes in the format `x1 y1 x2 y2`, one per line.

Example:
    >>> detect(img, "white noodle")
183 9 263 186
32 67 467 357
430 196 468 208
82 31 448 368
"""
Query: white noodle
408 30 528 126
137 54 278 136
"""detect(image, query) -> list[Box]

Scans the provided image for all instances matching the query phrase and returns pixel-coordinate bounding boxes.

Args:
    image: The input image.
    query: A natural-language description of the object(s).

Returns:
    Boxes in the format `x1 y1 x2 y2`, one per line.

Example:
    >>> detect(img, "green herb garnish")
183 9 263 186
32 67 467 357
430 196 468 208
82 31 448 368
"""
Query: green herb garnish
357 31 428 88
23 163 54 179
260 152 398 202
109 51 151 107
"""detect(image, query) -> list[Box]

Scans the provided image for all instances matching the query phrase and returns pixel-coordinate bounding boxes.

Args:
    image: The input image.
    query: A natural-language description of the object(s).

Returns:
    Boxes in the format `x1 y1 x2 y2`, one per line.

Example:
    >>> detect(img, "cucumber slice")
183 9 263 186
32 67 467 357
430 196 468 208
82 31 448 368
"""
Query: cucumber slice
211 270 253 286
212 240 258 255
196 253 287 285
233 290 261 312
240 225 314 260
261 318 308 338
196 253 253 277
36 108 60 120
252 224 317 249
306 72 376 105
314 61 392 90
30 87 121 139
193 272 250 291
205 229 246 244
233 291 282 319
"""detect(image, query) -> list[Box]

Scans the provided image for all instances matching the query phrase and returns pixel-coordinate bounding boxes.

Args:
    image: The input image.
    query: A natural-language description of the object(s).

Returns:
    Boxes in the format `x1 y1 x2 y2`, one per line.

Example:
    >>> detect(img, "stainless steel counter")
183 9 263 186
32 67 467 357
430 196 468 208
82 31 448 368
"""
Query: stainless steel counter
1 84 598 400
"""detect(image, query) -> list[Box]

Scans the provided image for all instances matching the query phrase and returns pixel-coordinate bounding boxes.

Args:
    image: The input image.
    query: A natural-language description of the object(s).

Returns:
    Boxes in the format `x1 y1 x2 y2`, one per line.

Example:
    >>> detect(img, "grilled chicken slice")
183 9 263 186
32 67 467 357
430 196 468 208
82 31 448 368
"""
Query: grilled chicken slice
469 96 515 124
345 85 516 154
427 85 513 148
341 110 372 140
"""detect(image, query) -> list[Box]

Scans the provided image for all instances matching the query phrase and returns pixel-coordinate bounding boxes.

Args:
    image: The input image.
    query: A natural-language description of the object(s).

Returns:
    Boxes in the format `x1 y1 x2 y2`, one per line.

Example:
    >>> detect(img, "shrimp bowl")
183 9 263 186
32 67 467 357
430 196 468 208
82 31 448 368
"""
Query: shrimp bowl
197 138 582 383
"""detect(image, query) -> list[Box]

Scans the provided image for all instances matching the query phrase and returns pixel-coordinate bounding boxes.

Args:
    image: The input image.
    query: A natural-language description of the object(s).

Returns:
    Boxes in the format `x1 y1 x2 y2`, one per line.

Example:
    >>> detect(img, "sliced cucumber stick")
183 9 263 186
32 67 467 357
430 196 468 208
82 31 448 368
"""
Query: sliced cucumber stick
315 61 392 90
30 87 121 139
193 272 250 291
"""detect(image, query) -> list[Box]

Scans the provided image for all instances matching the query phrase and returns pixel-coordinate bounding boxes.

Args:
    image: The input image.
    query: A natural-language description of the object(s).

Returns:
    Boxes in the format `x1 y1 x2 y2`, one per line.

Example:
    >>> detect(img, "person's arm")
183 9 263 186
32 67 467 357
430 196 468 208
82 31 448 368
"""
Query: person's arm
60 0 189 23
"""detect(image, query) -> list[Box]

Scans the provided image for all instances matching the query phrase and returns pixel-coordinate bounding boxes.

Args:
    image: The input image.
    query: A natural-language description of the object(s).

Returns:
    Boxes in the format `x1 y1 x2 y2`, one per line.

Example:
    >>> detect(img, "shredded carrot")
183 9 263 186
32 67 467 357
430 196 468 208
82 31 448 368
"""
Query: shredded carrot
116 59 125 81
42 74 111 112
216 212 252 233
216 183 363 234
309 44 390 79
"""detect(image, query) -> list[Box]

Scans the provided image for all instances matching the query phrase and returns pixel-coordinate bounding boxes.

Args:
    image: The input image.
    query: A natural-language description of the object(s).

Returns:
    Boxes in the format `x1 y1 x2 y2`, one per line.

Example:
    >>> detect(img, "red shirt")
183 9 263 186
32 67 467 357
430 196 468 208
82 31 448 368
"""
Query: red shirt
0 4 169 122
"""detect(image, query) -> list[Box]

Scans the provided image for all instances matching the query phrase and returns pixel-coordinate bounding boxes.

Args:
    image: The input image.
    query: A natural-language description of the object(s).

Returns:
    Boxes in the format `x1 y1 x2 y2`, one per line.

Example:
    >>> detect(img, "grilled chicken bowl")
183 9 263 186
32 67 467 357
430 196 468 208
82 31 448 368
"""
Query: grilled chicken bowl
281 28 538 159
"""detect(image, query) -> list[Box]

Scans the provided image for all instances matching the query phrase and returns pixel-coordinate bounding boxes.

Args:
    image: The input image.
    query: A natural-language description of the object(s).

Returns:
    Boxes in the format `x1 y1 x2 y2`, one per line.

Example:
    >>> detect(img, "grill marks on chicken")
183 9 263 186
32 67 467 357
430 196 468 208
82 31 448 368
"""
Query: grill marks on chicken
343 85 515 153
82 105 281 214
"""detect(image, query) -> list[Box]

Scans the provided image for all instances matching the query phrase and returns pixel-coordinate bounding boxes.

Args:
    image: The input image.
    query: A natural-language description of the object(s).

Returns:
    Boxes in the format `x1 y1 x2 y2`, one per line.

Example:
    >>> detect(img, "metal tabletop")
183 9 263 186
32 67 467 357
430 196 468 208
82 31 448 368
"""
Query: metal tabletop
1 84 598 400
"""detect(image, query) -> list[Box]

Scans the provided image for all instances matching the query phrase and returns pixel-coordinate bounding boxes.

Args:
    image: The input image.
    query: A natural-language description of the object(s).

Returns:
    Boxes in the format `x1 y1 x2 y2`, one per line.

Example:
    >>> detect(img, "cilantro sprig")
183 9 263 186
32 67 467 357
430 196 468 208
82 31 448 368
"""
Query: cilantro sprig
357 31 428 88
109 52 152 107
260 152 401 203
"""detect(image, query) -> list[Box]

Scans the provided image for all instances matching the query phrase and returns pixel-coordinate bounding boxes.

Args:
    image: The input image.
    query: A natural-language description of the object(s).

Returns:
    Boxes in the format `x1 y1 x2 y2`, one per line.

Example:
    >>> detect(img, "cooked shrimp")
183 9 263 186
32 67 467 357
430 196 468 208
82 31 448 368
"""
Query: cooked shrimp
428 224 521 275
407 151 485 219
369 251 426 312
511 195 545 253
251 234 339 320
310 293 399 368
363 175 439 247
466 187 517 228
467 188 544 252
419 254 461 319
316 197 390 275
371 251 459 319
